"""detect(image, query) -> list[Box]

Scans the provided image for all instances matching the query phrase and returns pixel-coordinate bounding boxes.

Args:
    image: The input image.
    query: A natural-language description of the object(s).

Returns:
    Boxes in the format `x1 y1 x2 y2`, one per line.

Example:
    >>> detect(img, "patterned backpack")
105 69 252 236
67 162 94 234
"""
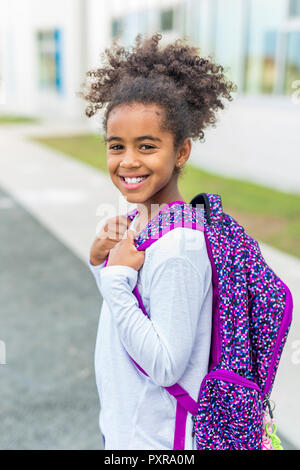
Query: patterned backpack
104 192 293 450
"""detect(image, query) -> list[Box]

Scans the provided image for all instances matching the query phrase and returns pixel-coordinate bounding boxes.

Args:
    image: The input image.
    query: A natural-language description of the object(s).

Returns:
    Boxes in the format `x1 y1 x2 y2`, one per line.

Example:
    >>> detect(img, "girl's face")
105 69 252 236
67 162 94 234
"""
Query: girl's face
105 102 190 210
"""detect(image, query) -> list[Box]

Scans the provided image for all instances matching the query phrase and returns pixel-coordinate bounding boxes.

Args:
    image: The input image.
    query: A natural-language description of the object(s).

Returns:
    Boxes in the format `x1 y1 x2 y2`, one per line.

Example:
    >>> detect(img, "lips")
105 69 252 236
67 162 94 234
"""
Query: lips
119 175 150 189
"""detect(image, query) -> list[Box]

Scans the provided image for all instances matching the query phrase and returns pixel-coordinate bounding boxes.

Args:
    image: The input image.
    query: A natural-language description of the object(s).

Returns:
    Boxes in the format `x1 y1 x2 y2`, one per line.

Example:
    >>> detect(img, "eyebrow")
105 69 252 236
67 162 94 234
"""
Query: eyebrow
105 135 162 144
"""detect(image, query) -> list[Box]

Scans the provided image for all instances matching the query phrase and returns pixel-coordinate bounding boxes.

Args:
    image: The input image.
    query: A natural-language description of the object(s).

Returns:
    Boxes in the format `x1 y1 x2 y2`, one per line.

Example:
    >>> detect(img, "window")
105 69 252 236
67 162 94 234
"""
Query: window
213 0 245 86
111 18 123 39
37 29 63 94
289 0 300 16
284 31 300 94
261 30 277 93
243 0 286 94
160 8 174 31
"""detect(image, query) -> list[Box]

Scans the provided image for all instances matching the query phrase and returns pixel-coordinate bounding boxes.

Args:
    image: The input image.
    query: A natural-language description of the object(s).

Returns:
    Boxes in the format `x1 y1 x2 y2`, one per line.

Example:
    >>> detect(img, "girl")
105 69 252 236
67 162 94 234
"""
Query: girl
79 33 236 450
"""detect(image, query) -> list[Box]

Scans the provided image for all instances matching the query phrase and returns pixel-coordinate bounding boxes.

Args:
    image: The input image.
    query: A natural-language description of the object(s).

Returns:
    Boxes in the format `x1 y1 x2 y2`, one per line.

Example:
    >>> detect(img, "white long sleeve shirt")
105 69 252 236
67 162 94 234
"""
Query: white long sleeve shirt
88 215 213 450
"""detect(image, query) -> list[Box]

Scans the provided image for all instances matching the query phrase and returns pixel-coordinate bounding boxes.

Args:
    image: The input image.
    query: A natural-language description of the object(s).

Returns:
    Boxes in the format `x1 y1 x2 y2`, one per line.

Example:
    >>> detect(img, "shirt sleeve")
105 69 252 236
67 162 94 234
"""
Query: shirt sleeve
88 258 107 292
99 256 206 387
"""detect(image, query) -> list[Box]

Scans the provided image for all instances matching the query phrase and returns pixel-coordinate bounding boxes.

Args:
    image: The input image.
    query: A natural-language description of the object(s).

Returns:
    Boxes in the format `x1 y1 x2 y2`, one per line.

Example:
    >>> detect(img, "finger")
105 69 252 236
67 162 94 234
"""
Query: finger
120 229 129 240
127 216 135 228
106 221 122 236
127 229 138 240
118 215 134 227
104 230 119 241
105 238 120 249
121 229 137 245
117 215 133 230
115 215 136 235
106 216 134 239
120 218 135 235
105 223 127 240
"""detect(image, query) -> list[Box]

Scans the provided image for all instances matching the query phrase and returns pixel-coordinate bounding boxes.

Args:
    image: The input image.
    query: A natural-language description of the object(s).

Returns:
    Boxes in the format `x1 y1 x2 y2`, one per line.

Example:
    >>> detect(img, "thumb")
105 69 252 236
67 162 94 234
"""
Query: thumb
127 228 138 240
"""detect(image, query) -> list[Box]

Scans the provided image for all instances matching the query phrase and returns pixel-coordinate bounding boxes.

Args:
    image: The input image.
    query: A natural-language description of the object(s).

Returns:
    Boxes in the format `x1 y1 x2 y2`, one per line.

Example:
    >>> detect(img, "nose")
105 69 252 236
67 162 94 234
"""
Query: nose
119 150 140 168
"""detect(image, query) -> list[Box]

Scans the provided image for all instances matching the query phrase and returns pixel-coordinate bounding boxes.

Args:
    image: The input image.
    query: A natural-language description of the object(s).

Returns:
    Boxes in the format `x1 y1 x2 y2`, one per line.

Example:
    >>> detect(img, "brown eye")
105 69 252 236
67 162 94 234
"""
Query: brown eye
140 144 154 150
110 145 123 150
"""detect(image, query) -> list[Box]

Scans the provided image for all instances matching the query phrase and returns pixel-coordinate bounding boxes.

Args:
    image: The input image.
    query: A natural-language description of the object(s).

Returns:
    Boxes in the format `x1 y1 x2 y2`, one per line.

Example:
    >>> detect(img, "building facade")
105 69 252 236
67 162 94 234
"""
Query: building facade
0 0 299 122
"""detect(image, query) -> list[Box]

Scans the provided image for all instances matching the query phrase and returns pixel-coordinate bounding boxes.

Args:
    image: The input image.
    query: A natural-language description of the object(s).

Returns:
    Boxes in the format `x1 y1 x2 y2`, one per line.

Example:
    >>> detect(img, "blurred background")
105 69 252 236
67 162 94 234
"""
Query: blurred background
0 0 299 450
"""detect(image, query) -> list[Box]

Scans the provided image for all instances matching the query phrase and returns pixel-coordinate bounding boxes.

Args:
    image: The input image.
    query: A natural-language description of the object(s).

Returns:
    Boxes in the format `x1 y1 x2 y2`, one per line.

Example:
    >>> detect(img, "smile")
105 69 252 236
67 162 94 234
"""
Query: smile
119 175 149 189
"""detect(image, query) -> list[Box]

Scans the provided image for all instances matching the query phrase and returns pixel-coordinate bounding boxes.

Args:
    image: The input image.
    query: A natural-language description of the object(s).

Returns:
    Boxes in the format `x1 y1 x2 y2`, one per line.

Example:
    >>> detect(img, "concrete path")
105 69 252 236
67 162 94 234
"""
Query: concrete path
0 183 104 449
0 121 299 449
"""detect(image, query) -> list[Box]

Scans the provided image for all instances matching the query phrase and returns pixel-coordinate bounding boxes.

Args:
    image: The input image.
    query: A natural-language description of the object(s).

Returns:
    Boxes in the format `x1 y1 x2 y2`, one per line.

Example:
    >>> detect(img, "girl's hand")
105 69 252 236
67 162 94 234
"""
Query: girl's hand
90 215 132 266
106 229 145 271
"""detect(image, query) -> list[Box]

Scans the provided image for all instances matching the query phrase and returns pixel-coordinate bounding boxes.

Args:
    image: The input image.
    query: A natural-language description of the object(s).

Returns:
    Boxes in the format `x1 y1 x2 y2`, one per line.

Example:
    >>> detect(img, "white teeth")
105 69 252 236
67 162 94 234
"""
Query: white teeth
124 176 147 184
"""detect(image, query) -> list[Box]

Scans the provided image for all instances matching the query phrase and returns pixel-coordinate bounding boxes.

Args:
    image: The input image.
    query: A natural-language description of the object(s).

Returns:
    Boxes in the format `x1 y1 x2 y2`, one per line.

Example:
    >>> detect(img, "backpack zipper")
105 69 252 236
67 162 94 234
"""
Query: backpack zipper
204 369 262 392
191 369 262 439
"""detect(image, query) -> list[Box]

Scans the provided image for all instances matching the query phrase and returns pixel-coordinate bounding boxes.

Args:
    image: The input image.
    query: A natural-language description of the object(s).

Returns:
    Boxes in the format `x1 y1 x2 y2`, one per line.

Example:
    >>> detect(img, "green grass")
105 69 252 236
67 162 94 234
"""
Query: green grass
0 115 40 124
30 133 300 259
32 134 108 172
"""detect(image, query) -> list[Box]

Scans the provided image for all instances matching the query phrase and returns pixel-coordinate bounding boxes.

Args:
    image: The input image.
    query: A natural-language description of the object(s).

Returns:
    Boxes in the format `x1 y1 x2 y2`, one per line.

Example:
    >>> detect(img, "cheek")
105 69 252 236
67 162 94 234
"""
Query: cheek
154 158 175 178
151 153 173 171
107 157 117 174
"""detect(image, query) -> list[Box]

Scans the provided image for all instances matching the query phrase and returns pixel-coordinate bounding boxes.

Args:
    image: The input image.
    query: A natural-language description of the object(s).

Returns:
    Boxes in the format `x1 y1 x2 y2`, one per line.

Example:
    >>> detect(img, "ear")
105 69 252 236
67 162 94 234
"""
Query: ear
179 137 192 161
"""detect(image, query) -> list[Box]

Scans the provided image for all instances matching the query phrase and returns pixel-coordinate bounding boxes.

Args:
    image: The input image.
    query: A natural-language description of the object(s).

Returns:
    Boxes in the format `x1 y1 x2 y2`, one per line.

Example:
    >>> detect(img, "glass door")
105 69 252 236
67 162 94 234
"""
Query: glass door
274 0 300 95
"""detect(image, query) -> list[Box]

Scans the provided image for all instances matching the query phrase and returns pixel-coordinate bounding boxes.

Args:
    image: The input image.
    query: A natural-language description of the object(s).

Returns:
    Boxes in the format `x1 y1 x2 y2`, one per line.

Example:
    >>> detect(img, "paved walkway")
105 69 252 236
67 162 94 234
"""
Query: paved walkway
0 121 299 449
0 183 103 449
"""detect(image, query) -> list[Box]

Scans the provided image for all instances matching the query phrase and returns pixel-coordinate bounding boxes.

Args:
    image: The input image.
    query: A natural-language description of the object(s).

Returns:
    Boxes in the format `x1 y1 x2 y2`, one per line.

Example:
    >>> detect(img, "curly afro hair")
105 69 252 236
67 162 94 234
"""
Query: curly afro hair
77 33 237 177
